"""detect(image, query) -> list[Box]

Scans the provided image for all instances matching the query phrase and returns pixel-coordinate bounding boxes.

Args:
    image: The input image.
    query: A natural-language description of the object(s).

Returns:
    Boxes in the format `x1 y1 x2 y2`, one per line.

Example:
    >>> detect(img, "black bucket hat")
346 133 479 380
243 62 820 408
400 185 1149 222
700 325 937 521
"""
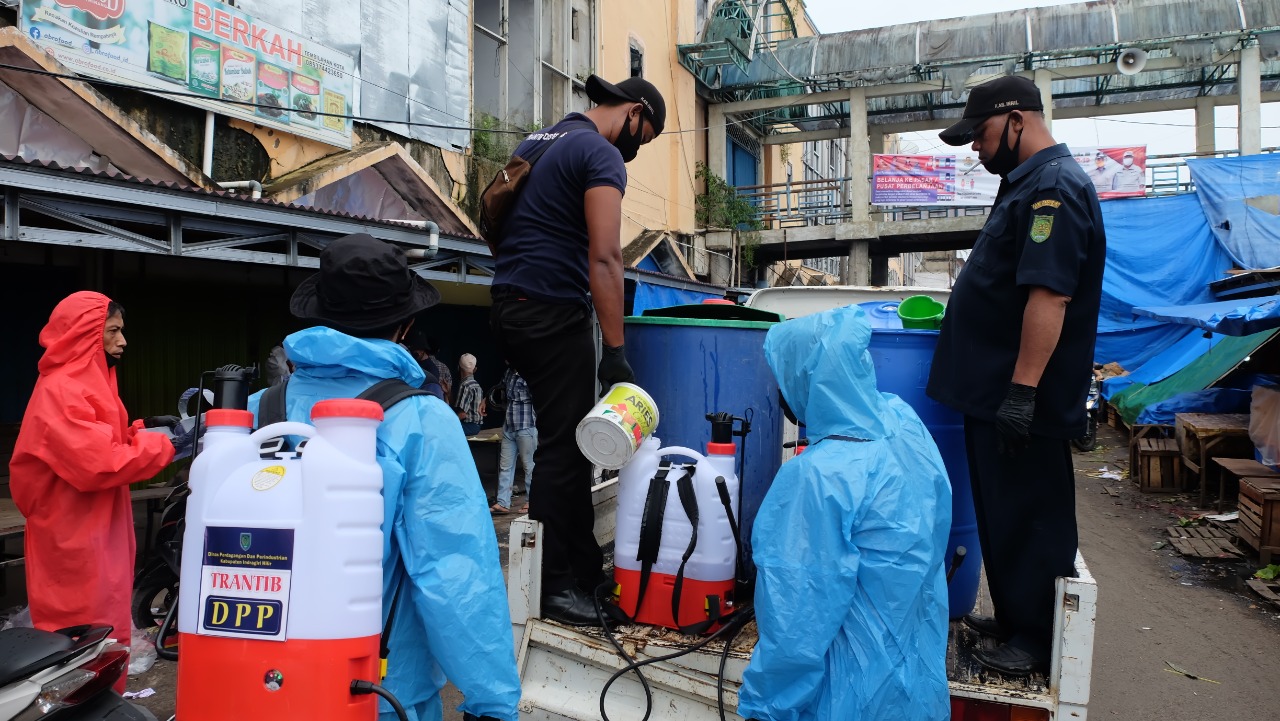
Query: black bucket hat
290 233 440 331
586 75 667 136
939 75 1044 147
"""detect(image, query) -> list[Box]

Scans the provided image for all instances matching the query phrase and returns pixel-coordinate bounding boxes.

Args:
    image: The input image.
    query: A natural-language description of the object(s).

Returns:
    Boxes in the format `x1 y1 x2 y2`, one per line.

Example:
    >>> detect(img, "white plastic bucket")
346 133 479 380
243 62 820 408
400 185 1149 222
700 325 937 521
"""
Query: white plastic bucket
575 382 660 469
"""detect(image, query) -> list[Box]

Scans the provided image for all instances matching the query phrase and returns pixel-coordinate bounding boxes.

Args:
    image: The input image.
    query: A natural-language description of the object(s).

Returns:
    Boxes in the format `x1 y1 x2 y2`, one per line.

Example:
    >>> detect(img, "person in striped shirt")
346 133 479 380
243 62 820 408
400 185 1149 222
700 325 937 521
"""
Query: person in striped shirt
491 366 536 515
454 353 485 436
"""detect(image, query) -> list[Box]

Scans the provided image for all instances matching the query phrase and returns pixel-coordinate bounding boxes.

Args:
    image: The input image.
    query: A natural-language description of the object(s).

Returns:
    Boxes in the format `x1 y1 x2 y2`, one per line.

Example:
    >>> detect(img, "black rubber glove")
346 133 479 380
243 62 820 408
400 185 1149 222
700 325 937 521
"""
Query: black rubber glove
597 344 636 389
143 415 181 429
462 714 502 721
994 383 1037 457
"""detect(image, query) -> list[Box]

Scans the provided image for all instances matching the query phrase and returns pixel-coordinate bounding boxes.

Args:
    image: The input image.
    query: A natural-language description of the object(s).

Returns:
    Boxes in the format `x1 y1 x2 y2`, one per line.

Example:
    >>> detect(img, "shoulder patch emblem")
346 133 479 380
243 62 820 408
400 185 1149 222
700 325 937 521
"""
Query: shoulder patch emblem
1030 215 1054 243
1032 199 1062 210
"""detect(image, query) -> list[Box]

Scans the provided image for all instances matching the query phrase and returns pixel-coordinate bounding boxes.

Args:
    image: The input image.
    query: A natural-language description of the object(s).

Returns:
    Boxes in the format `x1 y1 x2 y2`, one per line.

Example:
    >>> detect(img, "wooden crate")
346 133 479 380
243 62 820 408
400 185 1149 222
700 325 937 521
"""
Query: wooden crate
1107 403 1120 429
1129 424 1173 480
1138 437 1183 493
1238 477 1280 562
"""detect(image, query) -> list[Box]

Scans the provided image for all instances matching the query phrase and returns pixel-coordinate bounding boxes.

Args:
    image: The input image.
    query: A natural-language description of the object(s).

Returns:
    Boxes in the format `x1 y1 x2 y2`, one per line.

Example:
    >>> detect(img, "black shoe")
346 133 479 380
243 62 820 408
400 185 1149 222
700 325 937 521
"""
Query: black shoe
542 587 609 627
963 614 1010 641
973 643 1043 676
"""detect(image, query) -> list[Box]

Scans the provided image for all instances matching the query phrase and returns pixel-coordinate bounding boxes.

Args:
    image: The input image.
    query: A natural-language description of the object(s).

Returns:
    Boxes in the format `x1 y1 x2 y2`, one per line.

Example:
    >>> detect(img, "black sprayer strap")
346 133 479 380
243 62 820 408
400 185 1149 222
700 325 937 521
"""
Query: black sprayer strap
631 463 673 621
670 465 702 632
714 476 744 585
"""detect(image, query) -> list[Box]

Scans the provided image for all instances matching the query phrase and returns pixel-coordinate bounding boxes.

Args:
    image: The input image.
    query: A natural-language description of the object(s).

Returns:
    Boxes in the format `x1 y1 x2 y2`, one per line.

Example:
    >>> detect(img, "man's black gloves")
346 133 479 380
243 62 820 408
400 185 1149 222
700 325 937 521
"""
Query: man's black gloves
994 383 1037 457
143 415 181 429
597 344 636 388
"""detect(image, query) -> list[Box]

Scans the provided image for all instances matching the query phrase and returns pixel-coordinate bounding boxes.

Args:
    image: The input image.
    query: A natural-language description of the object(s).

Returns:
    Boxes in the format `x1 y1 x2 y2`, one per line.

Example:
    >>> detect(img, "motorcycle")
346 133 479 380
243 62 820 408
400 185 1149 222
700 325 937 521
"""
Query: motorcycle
0 625 156 720
1071 370 1103 452
131 365 259 660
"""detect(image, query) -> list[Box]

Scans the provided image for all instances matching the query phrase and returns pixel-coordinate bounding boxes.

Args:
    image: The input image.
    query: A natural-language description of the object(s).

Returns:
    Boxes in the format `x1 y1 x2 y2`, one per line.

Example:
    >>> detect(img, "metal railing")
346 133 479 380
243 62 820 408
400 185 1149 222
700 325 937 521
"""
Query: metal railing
735 146 1280 230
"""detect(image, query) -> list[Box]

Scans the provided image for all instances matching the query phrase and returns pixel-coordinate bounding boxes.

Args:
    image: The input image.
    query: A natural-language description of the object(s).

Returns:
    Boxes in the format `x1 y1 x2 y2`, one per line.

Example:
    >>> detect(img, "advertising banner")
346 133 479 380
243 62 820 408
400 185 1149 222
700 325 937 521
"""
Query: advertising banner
872 145 1148 206
872 153 1001 207
1071 146 1148 199
20 0 356 148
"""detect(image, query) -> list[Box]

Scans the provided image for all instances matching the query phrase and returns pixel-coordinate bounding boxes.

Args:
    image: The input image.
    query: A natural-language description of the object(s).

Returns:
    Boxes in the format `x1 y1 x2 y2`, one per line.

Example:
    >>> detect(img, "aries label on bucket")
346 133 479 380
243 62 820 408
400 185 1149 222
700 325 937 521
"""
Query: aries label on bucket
575 382 659 469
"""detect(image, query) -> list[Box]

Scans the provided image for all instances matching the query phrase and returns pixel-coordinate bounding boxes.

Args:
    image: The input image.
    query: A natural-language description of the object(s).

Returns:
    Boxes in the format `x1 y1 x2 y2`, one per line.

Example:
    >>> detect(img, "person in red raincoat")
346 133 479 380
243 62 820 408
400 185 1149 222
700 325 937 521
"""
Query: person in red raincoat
9 292 176 691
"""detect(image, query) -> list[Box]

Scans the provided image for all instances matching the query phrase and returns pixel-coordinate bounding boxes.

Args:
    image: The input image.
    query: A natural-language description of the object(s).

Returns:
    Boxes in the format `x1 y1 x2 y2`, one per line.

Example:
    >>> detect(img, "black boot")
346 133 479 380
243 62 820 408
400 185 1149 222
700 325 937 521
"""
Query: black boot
542 587 607 626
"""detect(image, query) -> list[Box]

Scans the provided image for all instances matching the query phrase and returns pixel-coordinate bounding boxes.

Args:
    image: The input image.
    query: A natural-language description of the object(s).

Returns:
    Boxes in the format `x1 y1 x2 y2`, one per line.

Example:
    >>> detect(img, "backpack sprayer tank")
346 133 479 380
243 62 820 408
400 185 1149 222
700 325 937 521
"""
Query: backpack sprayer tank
176 399 386 720
614 413 741 633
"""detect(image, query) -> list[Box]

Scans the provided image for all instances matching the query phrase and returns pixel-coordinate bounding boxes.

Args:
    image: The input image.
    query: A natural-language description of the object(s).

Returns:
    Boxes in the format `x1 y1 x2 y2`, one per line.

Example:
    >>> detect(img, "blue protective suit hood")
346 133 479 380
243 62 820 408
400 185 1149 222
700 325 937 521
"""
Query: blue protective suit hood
764 304 892 442
738 306 953 721
250 327 520 721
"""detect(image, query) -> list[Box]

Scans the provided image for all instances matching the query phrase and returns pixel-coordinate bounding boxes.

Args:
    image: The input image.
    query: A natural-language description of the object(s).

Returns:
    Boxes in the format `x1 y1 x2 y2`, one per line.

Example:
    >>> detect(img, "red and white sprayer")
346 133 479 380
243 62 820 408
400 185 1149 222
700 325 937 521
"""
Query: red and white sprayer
613 413 742 633
176 400 392 720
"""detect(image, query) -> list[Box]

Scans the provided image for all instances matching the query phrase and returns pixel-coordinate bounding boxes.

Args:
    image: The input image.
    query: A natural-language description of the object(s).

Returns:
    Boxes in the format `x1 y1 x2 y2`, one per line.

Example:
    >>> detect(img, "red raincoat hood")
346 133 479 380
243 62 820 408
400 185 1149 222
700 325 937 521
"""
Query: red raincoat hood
39 290 114 377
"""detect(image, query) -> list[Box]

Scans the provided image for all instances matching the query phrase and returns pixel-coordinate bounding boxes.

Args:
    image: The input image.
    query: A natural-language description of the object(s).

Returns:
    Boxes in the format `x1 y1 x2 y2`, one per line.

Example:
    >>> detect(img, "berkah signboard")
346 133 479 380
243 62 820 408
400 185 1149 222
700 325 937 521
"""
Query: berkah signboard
21 0 356 148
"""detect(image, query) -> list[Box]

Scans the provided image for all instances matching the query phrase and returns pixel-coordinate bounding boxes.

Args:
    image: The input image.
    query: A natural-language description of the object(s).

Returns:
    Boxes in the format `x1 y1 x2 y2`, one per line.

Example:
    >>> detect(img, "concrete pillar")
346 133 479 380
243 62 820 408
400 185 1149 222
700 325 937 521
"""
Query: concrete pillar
847 240 870 286
1033 69 1053 130
708 106 728 181
870 256 889 286
708 247 733 286
1194 96 1216 154
869 127 886 154
1238 43 1262 156
847 88 870 225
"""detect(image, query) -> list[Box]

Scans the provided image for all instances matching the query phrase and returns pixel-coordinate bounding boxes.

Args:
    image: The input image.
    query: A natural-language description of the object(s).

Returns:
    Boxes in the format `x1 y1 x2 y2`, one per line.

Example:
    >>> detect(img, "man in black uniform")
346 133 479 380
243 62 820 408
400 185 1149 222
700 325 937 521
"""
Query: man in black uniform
928 76 1106 675
489 76 665 625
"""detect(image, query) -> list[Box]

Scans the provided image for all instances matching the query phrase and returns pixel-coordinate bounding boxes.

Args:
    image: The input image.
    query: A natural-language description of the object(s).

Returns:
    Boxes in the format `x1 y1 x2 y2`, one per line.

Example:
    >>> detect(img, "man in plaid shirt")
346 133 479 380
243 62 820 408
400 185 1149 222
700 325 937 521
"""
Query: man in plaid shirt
454 353 485 436
492 367 537 515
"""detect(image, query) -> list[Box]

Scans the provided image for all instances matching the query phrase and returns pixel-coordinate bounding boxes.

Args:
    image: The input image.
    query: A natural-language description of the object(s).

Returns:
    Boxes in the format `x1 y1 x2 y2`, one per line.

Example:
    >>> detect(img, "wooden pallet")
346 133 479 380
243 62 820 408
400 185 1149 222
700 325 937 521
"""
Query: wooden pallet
1246 578 1280 610
1165 526 1243 559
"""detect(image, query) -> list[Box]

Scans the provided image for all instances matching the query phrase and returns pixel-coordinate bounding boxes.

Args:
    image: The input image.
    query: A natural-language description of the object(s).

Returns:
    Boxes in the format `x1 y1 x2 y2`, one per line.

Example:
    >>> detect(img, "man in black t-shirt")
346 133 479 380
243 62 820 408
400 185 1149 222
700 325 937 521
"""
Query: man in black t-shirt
928 76 1106 676
490 76 665 625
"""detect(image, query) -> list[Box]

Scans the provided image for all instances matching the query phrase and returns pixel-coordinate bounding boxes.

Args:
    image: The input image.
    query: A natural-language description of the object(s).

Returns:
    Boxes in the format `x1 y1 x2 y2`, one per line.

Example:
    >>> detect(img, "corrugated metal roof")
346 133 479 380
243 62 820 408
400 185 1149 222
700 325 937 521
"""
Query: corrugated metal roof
724 0 1280 92
0 153 482 242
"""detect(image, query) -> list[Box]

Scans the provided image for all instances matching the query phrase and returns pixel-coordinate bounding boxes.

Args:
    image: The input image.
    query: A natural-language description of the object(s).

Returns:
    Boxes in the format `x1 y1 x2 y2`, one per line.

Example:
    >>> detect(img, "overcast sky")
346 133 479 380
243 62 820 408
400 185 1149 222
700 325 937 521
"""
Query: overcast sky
802 0 1280 156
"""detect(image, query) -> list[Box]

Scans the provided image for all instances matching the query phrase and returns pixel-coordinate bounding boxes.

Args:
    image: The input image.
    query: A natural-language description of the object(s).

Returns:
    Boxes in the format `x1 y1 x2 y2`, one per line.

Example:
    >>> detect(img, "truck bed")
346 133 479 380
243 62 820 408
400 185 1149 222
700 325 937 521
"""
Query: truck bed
509 489 1093 720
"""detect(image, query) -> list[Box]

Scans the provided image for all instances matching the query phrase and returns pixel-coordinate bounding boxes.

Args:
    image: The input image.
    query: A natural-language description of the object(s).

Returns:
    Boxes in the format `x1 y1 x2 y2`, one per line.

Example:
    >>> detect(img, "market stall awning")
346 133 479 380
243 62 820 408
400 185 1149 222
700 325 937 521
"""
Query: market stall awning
1110 328 1279 426
1133 297 1280 337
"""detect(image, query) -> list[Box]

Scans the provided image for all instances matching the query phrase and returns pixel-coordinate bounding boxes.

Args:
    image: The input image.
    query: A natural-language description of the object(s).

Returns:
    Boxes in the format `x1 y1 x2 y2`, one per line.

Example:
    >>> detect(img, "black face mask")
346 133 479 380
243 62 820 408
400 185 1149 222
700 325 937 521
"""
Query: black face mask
983 115 1024 178
105 352 120 368
613 113 643 163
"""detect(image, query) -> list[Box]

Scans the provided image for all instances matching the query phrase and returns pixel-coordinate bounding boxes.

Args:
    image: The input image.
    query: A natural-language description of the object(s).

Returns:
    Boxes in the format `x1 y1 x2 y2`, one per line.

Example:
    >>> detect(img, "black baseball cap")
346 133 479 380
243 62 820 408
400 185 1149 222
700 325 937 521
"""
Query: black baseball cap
586 75 666 136
939 75 1044 147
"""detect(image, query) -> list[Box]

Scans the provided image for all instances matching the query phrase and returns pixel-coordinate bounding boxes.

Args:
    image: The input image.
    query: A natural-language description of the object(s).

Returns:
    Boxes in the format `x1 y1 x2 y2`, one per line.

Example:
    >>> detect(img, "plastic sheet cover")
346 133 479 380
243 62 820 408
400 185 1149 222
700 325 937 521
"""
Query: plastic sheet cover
1110 328 1279 425
737 305 951 721
1133 297 1280 337
1094 193 1234 369
1188 154 1280 270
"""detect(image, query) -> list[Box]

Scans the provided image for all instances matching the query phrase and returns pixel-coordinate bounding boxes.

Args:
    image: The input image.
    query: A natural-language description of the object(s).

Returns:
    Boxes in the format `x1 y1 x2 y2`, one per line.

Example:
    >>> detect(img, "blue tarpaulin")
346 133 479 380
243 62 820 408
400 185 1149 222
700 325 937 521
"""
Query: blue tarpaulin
631 256 724 315
1101 330 1225 400
1094 193 1234 369
1188 154 1280 270
1133 297 1280 337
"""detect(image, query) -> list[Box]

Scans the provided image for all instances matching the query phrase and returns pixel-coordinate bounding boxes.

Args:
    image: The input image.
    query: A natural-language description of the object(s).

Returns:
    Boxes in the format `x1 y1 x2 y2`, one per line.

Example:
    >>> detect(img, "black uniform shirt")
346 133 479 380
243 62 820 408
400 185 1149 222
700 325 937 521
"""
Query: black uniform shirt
927 144 1107 439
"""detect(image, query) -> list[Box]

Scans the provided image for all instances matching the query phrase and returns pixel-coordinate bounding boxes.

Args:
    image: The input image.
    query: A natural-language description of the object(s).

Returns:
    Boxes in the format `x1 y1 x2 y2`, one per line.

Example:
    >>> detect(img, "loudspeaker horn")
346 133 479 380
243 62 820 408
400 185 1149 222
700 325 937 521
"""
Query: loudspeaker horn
1116 48 1148 76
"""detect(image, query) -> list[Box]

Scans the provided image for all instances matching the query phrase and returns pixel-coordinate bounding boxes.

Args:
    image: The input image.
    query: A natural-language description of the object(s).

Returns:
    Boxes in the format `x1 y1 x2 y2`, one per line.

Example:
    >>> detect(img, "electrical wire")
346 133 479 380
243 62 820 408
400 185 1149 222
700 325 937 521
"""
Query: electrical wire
0 61 531 135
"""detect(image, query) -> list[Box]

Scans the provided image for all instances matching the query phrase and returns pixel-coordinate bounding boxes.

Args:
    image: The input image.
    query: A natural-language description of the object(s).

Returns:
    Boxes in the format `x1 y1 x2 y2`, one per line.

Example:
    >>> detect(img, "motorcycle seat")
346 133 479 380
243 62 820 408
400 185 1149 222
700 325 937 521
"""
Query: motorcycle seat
0 627 78 687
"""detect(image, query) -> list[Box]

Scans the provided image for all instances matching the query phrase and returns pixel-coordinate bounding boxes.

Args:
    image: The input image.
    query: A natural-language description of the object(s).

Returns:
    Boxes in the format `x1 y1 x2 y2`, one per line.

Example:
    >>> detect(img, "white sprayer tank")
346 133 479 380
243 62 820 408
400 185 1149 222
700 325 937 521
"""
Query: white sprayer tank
613 437 739 631
176 400 385 721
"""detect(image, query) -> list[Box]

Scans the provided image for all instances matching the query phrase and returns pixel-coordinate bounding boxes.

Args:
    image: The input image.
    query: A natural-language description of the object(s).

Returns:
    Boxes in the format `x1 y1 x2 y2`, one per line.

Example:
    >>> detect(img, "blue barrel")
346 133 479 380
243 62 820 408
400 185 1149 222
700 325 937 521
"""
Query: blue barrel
867 329 981 619
625 306 783 574
858 301 904 329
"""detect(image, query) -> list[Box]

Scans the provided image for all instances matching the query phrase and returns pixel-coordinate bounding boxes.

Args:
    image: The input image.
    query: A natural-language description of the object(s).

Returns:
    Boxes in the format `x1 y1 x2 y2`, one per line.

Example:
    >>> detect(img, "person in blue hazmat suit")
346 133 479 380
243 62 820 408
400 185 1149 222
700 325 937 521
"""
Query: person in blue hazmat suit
737 305 953 721
248 234 521 721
